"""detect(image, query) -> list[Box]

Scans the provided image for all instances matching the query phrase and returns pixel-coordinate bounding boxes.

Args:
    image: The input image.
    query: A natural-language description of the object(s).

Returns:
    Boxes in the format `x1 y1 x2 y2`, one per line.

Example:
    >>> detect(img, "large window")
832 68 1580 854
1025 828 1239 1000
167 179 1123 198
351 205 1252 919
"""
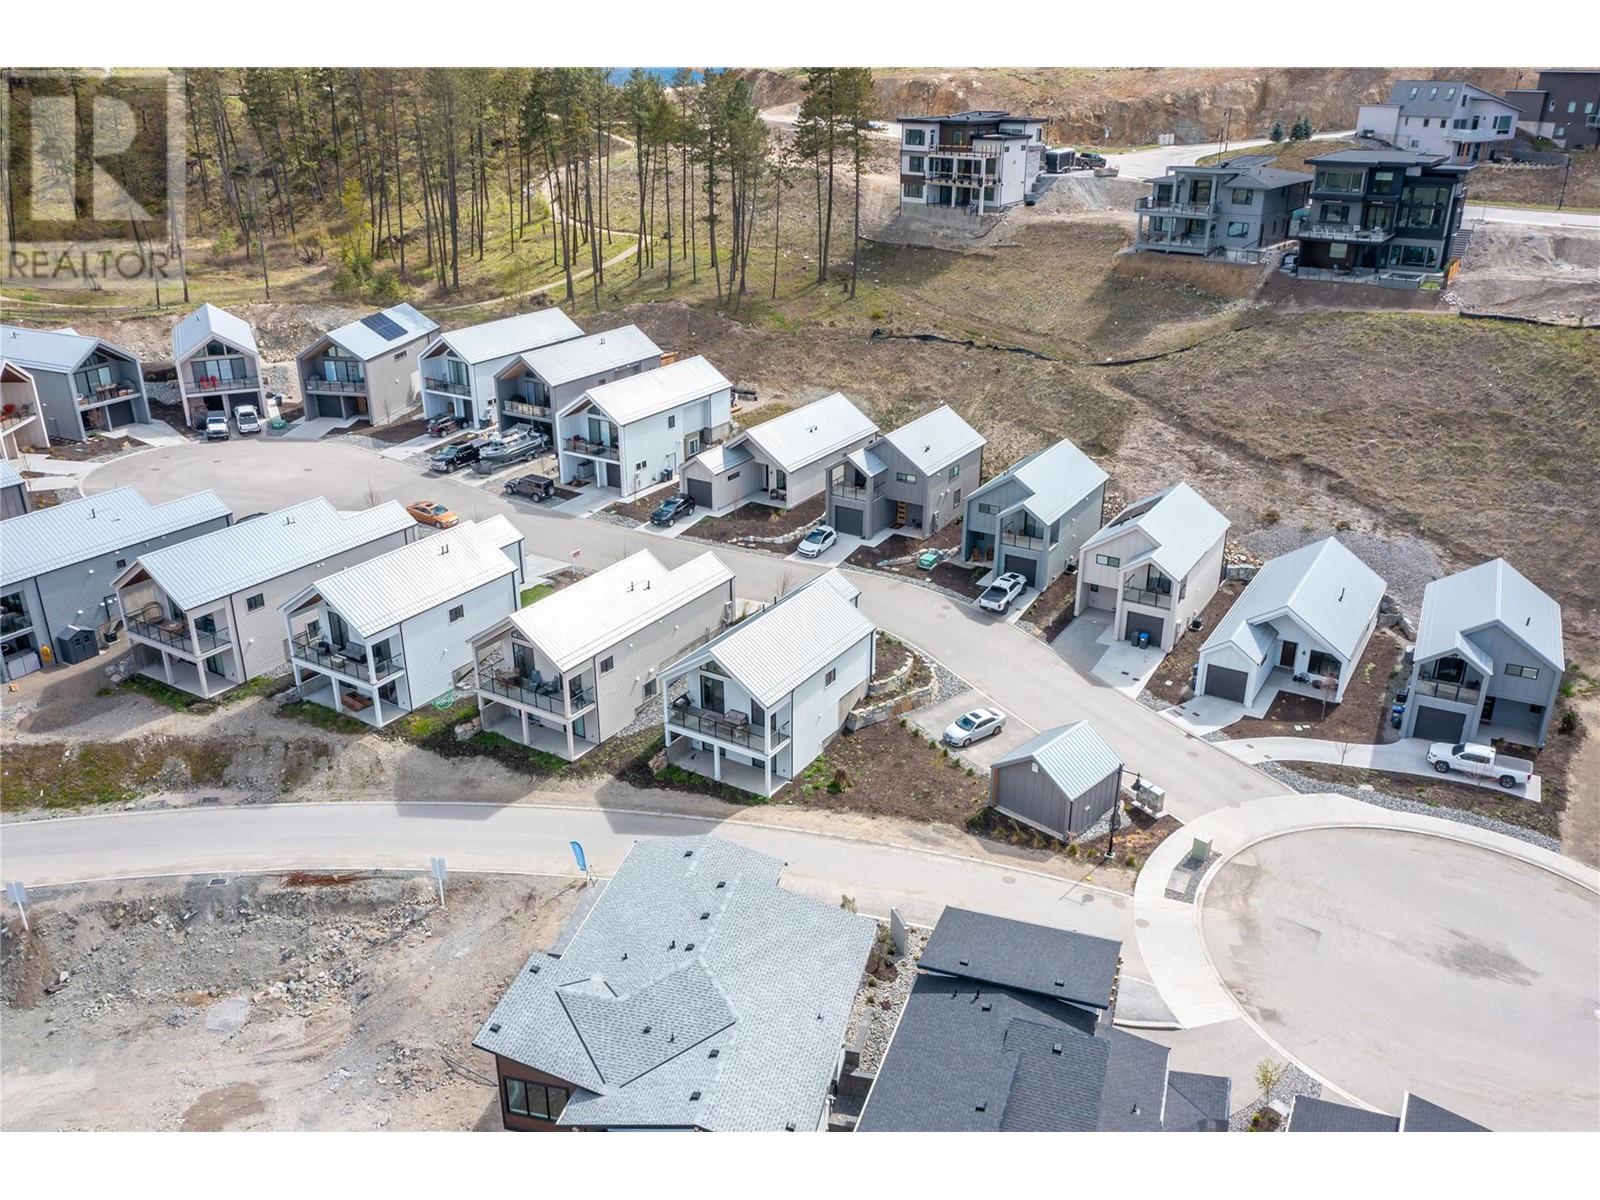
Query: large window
1230 188 1253 205
895 471 917 484
901 182 923 199
1227 221 1250 237
1369 169 1401 195
1494 114 1513 132
503 1078 570 1122
1314 168 1365 194
1395 244 1439 267
908 155 923 173
1505 663 1540 680
1190 180 1212 204
1095 553 1120 568
1318 203 1351 224
904 128 926 146
1398 185 1450 231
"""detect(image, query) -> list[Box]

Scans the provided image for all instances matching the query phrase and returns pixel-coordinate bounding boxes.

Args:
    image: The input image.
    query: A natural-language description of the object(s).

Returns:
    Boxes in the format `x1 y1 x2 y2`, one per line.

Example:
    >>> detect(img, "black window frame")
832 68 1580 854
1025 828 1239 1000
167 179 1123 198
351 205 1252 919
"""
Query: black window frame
448 604 465 623
246 593 265 612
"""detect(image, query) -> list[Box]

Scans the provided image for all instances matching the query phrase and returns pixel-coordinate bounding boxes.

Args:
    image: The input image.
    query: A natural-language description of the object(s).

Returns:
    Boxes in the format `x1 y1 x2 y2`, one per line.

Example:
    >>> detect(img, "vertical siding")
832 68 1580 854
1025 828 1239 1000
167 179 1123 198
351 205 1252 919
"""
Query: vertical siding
30 369 83 442
397 574 519 707
786 632 873 773
591 580 733 740
367 338 427 426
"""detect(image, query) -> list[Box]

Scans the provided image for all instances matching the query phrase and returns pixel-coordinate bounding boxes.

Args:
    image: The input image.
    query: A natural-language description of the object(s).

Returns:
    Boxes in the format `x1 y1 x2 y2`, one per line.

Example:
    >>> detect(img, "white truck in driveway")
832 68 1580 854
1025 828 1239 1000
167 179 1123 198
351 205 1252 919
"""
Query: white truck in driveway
1426 742 1534 789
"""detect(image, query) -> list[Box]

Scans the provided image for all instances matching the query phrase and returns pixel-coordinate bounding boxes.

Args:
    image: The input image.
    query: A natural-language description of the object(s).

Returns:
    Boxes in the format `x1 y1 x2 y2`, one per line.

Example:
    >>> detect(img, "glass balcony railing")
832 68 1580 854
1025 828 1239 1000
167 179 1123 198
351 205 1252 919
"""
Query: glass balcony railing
477 666 589 715
292 632 403 682
127 614 231 654
667 702 790 750
1413 677 1482 704
424 376 472 396
1122 584 1173 610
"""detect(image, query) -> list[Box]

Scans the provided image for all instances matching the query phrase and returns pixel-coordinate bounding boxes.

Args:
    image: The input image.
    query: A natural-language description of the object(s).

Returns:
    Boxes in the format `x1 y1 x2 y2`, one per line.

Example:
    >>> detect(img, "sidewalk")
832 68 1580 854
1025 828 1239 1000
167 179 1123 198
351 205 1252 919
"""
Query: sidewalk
1217 734 1541 802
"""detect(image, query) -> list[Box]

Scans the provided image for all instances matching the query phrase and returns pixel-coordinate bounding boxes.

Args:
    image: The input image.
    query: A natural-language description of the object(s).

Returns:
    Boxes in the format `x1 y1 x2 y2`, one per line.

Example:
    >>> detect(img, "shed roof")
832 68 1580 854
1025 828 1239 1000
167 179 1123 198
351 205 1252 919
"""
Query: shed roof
432 309 582 364
0 324 137 373
473 835 875 1131
173 303 258 361
1225 166 1314 189
120 498 414 609
741 393 879 473
991 720 1124 805
517 324 660 387
919 906 1121 1012
880 404 985 475
1413 558 1563 671
322 304 439 361
968 437 1108 526
0 458 23 490
2 487 231 587
690 441 753 475
1083 482 1229 580
1202 537 1385 665
576 355 730 426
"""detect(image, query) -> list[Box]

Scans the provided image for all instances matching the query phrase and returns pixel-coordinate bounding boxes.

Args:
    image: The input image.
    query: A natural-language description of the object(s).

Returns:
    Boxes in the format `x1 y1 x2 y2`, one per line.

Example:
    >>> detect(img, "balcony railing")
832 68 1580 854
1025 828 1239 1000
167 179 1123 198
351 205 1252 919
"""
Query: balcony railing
1137 197 1214 215
292 632 403 682
1413 678 1482 704
1588 112 1600 128
478 668 589 715
1000 529 1047 550
1122 584 1173 610
565 437 619 461
830 483 870 501
1292 220 1393 243
1138 233 1212 248
501 398 550 420
667 703 789 751
127 614 231 654
1 405 38 431
932 142 1002 157
77 384 138 408
189 373 260 393
424 376 472 396
304 375 366 394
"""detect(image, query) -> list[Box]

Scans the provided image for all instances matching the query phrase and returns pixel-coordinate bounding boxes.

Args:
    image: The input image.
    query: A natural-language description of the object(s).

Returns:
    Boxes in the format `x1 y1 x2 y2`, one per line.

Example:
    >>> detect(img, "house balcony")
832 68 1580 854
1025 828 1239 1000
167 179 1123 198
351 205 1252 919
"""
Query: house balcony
830 482 871 501
1136 197 1215 215
1136 232 1214 250
1292 220 1394 243
76 383 139 408
126 613 232 656
477 666 593 717
924 169 986 184
667 699 791 755
187 373 260 394
1122 584 1173 609
999 529 1048 551
291 631 404 684
1 404 40 434
1412 677 1481 704
933 142 1002 157
423 376 473 397
501 397 551 421
1447 126 1511 142
304 375 367 395
564 436 619 461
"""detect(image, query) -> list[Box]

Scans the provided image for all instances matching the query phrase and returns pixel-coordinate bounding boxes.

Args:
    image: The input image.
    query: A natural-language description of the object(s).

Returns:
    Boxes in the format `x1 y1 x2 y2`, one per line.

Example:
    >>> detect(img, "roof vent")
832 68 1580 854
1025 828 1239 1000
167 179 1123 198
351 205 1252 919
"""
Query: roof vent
668 939 676 950
716 881 726 889
708 1048 719 1059
958 958 969 966
621 952 628 960
1131 1103 1140 1115
1051 1043 1063 1055
785 1122 796 1131
529 963 540 974
981 1001 992 1012
489 1022 501 1033
1054 979 1065 988
700 912 710 920
685 942 695 952
683 849 693 857
975 1101 987 1113
643 1025 652 1034
689 1090 702 1102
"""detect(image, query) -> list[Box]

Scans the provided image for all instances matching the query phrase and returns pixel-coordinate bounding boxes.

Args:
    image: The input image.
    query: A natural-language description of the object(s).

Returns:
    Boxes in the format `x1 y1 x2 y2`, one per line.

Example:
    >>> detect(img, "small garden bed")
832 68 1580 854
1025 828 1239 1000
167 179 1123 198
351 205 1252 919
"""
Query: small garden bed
1290 761 1560 838
785 718 989 825
1025 572 1077 641
693 495 824 548
602 483 681 526
327 415 431 445
1144 579 1246 706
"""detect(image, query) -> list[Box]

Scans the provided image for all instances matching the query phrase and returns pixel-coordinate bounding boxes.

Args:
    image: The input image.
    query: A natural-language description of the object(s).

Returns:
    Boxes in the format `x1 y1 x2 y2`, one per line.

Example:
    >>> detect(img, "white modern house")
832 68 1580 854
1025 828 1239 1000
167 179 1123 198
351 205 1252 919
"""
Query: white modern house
659 571 875 797
296 303 440 426
1 487 232 680
682 392 879 512
280 517 525 727
113 498 416 698
1357 80 1520 164
556 355 733 500
0 324 150 442
473 549 736 760
1 359 46 462
960 438 1109 590
897 111 1048 216
1400 558 1564 749
419 310 584 431
1075 483 1230 652
496 324 662 445
172 303 265 428
1196 537 1386 707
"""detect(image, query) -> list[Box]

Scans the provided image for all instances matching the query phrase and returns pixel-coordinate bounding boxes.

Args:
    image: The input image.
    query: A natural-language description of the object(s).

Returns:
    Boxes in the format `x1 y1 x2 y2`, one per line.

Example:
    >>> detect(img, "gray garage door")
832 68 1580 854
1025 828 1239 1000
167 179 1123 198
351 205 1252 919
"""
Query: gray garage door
1411 704 1467 743
685 477 712 507
1124 610 1165 645
314 393 345 418
1203 663 1249 703
1002 554 1037 587
832 505 864 537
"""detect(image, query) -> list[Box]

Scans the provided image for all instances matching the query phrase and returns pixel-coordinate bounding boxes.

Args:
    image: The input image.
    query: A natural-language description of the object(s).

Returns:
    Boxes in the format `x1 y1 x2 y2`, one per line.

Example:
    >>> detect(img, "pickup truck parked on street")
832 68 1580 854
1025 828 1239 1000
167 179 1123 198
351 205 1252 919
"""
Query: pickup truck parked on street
1426 742 1534 789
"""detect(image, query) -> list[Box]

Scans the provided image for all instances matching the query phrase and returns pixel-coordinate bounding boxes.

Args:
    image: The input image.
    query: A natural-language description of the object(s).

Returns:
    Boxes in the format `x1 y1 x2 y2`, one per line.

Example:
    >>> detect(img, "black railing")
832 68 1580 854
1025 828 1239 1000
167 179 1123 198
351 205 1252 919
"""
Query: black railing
667 705 789 749
1413 678 1481 704
190 374 260 393
304 375 366 393
424 376 472 396
128 614 231 653
478 670 589 715
1000 530 1047 550
1122 584 1173 609
292 632 403 682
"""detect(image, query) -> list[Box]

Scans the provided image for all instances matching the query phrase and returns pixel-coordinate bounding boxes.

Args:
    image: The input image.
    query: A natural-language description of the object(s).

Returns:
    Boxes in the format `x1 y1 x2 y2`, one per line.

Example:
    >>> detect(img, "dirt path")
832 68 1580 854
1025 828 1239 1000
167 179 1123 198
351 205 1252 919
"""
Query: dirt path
1561 697 1600 869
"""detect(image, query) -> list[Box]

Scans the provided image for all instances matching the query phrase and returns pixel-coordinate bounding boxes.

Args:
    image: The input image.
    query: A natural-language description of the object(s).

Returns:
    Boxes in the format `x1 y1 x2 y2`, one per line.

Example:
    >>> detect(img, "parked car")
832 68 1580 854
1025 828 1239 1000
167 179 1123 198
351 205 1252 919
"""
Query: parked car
1426 742 1533 789
1078 152 1107 169
977 571 1028 613
429 440 481 473
234 404 261 434
797 525 838 559
504 472 556 501
943 707 1006 748
650 494 698 526
473 429 547 474
427 413 461 437
204 412 230 441
406 499 459 529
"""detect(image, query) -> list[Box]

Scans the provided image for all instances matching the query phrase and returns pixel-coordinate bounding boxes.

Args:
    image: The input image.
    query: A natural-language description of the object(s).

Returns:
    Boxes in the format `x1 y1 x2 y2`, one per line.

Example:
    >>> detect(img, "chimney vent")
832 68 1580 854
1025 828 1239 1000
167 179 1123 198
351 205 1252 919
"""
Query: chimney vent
489 1022 501 1033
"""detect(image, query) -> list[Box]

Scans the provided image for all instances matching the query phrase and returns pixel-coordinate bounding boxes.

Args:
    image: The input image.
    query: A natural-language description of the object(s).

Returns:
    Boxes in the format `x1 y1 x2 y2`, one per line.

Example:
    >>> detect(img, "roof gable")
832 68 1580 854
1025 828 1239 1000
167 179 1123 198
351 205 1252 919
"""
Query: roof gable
1413 558 1563 670
173 303 258 361
879 404 985 474
741 393 879 473
1 487 231 587
1201 537 1385 664
434 309 583 364
322 303 438 360
1084 483 1229 580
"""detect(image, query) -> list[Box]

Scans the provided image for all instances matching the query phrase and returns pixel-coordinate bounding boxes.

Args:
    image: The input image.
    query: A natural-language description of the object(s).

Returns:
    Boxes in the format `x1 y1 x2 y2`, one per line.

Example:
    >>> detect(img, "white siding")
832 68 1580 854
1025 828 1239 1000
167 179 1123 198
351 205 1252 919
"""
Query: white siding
615 389 733 500
397 574 519 707
588 578 733 740
786 632 873 772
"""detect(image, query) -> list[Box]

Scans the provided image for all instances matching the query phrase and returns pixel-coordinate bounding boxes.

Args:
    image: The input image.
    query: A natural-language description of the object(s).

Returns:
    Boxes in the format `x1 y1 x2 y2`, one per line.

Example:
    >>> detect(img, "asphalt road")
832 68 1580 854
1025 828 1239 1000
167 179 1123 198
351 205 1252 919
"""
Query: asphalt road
86 438 1277 823
1103 130 1356 181
1201 827 1600 1132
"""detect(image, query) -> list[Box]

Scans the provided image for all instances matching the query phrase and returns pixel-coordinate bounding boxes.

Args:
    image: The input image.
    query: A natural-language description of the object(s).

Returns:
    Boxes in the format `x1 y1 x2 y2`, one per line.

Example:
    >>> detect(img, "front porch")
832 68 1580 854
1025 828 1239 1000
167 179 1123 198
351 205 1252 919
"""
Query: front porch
478 700 598 761
295 671 398 729
132 648 236 699
664 734 781 797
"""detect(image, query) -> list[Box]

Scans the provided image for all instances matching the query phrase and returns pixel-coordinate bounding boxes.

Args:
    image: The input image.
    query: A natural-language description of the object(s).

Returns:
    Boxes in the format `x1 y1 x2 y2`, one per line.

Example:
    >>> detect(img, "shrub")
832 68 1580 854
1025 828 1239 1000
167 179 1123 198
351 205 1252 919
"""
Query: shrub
1260 508 1280 526
211 225 237 257
1558 709 1579 735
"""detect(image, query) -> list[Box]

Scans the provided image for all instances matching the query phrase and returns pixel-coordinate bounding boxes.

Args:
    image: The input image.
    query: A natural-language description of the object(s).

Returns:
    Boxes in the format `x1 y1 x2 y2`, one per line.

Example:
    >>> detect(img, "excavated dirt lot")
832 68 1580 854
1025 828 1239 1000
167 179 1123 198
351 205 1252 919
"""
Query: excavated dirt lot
1 873 579 1131
1451 222 1600 323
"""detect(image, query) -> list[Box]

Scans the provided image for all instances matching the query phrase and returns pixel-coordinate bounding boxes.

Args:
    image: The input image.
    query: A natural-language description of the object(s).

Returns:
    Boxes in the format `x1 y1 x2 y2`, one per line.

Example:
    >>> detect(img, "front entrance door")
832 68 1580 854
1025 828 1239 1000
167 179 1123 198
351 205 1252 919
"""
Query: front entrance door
1279 641 1298 669
700 676 724 714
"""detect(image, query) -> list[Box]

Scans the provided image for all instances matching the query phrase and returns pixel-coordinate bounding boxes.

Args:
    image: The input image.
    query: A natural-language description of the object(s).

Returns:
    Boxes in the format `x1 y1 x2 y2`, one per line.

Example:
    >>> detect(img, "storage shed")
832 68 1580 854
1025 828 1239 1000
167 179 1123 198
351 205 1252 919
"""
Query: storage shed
988 720 1122 840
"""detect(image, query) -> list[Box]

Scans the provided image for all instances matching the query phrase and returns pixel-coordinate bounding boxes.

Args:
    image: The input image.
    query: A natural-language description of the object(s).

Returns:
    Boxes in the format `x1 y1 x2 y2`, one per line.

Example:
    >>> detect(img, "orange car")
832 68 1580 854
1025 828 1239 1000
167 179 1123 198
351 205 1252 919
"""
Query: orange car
406 499 458 529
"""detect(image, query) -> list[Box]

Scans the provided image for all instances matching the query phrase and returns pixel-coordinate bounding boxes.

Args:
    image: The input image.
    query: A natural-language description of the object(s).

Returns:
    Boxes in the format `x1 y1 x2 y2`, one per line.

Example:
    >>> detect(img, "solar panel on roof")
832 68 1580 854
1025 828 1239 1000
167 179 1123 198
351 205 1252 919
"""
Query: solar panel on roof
360 312 406 341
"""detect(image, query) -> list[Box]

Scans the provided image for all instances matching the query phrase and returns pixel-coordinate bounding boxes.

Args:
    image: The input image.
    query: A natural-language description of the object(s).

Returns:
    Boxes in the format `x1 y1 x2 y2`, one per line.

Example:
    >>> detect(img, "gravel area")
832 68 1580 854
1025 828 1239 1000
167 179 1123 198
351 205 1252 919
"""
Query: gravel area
1229 1062 1323 1132
1237 525 1442 631
843 924 928 1079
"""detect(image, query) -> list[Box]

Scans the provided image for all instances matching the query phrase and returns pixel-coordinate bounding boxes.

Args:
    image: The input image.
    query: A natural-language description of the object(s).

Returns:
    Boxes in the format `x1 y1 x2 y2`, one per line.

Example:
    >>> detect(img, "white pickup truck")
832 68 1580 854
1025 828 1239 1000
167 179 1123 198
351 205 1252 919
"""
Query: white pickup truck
1426 742 1534 789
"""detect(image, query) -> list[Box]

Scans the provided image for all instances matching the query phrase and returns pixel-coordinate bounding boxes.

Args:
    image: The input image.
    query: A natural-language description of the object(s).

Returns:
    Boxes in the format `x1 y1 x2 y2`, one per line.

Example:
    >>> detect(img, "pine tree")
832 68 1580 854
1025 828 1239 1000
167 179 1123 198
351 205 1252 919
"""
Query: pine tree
1269 119 1285 143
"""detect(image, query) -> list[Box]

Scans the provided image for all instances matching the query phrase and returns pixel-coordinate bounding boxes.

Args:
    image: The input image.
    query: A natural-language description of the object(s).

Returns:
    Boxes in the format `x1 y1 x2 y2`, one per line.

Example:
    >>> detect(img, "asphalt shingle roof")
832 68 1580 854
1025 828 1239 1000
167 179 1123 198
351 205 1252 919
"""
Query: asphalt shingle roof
1386 80 1511 118
1399 1093 1487 1132
918 907 1121 1012
1288 1095 1401 1132
1165 1070 1233 1131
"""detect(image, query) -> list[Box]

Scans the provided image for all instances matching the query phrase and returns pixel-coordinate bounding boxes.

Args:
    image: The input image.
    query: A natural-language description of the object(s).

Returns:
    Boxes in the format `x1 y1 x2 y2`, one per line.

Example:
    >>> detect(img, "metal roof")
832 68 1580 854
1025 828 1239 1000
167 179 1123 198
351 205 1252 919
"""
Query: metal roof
968 437 1108 526
0 459 23 490
323 303 438 361
0 324 137 373
880 404 985 475
517 324 660 387
897 110 1042 124
122 498 414 609
473 835 875 1132
1 487 231 587
741 392 879 474
670 571 874 708
500 549 733 674
1387 79 1513 118
1082 482 1229 581
1287 1095 1401 1132
172 303 257 361
1202 537 1386 665
1413 558 1564 671
991 720 1123 805
1224 166 1314 189
574 355 730 426
690 441 752 475
292 518 521 639
1399 1093 1487 1132
432 309 583 365
1309 148 1452 167
919 906 1121 1011
846 445 888 477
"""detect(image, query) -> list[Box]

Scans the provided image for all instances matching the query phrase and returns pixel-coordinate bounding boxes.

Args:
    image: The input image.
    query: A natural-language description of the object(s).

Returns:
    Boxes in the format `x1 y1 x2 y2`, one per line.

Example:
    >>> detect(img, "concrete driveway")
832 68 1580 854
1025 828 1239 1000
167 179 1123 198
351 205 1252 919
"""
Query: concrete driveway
1221 735 1543 802
1056 609 1169 697
907 690 1036 773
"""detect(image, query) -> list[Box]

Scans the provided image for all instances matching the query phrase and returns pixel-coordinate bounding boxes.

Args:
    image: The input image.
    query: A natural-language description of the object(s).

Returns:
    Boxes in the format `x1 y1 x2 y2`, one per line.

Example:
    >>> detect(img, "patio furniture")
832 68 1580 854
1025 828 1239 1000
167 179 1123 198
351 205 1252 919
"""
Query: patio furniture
160 618 187 636
341 691 373 712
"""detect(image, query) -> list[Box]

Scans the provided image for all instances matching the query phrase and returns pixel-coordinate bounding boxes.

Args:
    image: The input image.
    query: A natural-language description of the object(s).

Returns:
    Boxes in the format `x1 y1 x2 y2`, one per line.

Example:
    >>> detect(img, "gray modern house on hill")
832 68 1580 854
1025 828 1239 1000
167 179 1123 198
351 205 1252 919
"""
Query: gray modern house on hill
1134 156 1311 258
961 438 1108 591
0 324 151 442
823 404 984 541
296 303 440 426
1507 70 1600 150
1357 80 1520 163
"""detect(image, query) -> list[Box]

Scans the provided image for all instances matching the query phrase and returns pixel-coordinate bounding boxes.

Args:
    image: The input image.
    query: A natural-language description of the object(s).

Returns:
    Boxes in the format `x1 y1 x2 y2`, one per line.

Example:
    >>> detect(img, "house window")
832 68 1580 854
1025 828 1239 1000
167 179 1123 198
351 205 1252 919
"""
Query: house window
896 471 918 484
393 350 407 361
908 155 924 172
1505 663 1540 680
635 461 647 471
1227 221 1250 237
1568 101 1578 114
1190 180 1212 204
977 503 999 515
601 656 614 673
449 605 465 623
1313 169 1364 194
727 470 740 482
1095 553 1120 568
1396 244 1438 267
115 558 126 569
1494 115 1512 132
1088 583 1100 593
1230 188 1253 205
902 182 923 199
982 186 995 202
504 1078 570 1122
905 129 926 146
1329 243 1349 260
667 415 676 428
1319 203 1351 224
244 593 265 611
825 667 837 686
947 464 960 481
643 678 658 700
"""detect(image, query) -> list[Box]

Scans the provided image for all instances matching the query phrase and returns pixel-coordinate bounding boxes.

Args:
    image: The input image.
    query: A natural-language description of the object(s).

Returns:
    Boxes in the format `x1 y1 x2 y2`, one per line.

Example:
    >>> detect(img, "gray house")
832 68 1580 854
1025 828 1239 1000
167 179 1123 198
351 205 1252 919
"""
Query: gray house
1134 155 1311 258
1287 1092 1486 1132
0 459 30 520
823 404 984 540
1401 558 1564 749
495 323 661 444
989 720 1122 840
0 486 232 680
961 438 1108 590
0 324 151 442
419 309 584 431
172 303 265 428
296 303 440 426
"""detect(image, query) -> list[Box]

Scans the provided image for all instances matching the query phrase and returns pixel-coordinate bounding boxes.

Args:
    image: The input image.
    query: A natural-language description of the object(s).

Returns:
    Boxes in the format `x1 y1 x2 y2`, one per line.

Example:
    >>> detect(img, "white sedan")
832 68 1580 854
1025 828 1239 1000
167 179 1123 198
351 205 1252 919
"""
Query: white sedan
943 707 1006 747
977 571 1028 613
796 525 838 558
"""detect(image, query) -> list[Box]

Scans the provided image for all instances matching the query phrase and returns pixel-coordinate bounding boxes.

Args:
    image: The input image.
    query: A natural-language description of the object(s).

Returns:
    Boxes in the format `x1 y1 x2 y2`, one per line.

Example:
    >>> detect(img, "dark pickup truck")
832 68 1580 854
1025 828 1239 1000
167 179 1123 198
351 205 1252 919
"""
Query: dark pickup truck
429 440 481 473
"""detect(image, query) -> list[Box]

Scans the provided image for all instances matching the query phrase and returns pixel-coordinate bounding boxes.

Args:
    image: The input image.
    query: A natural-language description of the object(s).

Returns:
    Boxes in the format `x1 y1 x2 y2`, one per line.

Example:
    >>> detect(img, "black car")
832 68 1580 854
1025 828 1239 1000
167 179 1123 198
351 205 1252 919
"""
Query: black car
650 494 697 526
504 472 556 500
429 441 481 473
1078 152 1106 169
427 413 460 437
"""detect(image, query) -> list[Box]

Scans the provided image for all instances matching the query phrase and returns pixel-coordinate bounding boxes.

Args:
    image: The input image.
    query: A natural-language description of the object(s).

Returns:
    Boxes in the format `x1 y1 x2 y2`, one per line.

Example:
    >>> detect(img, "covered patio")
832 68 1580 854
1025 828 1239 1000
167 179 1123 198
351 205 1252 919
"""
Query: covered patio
132 648 234 699
665 735 781 797
296 672 393 729
479 701 597 761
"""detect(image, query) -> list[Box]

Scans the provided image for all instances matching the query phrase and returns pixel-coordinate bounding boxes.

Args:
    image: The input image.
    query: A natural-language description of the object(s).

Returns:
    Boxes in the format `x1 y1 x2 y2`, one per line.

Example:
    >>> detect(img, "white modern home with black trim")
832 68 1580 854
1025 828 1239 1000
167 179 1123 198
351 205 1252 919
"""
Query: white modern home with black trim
113 498 416 698
172 303 266 428
280 517 524 728
961 438 1109 590
473 549 735 760
1075 483 1230 652
296 303 440 426
419 310 583 431
495 323 662 444
1196 537 1386 708
659 571 874 797
0 324 151 442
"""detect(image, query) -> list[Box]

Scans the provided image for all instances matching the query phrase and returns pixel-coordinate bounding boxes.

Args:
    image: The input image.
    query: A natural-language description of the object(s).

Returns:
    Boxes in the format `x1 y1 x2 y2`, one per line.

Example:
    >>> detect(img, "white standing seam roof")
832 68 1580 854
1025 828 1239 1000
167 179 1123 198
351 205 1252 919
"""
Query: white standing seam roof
322 303 439 362
880 405 985 475
970 438 1109 526
691 441 753 475
991 721 1122 800
672 571 875 708
0 459 23 490
518 324 661 388
1200 537 1386 665
293 519 521 639
499 549 734 674
741 393 879 474
1083 482 1229 581
1 487 231 587
0 324 136 373
119 498 415 610
1413 558 1564 671
172 303 258 361
573 355 730 426
847 446 889 477
432 309 583 365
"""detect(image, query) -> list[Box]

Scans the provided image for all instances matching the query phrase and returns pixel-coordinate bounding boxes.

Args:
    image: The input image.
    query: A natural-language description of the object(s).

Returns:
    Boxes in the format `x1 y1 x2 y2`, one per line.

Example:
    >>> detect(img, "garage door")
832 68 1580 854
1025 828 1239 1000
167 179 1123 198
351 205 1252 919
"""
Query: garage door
1203 663 1249 703
315 393 345 419
833 505 864 537
1124 610 1165 645
1002 555 1037 587
104 400 136 429
1411 704 1466 743
685 478 713 508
